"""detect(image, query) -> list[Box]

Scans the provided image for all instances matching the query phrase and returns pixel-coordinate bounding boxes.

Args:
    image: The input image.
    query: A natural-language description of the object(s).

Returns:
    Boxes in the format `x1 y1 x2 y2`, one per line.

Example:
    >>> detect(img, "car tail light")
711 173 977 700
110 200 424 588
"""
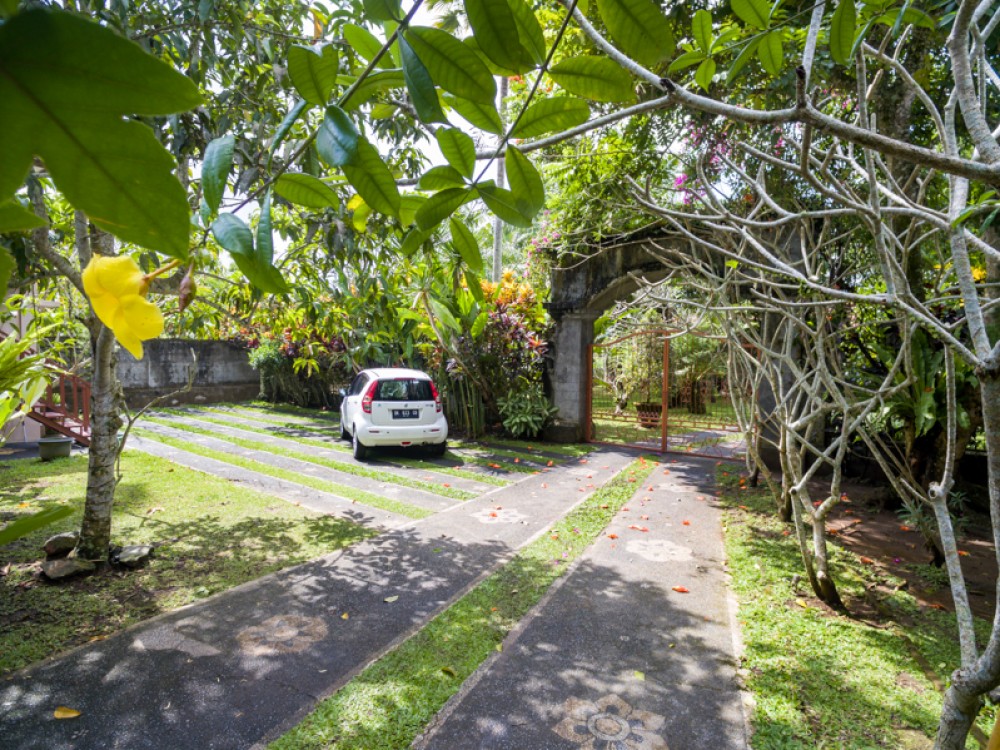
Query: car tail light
361 380 378 414
429 380 442 413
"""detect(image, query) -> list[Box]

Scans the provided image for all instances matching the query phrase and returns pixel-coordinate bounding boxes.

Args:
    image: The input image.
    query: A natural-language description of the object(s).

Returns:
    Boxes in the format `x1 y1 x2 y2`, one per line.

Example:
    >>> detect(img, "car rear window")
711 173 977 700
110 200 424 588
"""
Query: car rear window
374 378 433 401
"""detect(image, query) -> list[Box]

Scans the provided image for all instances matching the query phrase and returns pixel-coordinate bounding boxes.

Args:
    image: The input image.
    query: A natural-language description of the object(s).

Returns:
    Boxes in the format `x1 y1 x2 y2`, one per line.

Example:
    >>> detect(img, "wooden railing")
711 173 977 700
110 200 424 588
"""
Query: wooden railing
29 373 92 446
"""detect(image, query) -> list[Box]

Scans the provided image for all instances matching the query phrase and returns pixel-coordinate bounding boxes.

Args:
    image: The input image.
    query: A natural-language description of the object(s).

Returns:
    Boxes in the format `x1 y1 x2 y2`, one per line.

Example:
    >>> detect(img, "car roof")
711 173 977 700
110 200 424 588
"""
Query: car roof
360 368 432 380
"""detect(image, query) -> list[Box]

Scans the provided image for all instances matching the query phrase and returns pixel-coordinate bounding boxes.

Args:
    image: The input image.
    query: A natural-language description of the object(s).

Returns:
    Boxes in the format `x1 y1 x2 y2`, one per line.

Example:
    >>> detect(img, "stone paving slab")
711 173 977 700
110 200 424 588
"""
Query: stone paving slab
139 422 457 513
415 455 750 750
131 436 408 528
168 410 496 496
0 449 636 750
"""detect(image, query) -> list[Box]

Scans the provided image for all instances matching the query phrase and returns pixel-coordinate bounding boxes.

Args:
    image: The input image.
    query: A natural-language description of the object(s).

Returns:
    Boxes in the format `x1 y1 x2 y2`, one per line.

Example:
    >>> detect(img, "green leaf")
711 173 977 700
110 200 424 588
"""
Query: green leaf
344 24 394 68
436 128 477 178
349 196 372 232
695 57 716 91
0 245 14 292
466 269 485 302
212 213 254 258
400 227 430 256
0 0 19 19
596 0 675 68
508 0 547 65
342 139 401 217
548 56 635 103
403 27 496 104
416 187 471 230
726 37 761 83
0 505 73 547
340 70 406 110
430 298 461 333
693 10 713 54
364 0 401 22
505 147 544 215
269 99 308 165
450 218 484 273
202 135 234 217
464 0 534 72
316 106 360 167
275 173 341 209
470 309 489 337
478 183 533 227
371 102 398 119
830 0 856 65
758 30 783 76
256 190 274 266
443 94 504 135
0 10 202 258
667 49 706 74
510 97 591 139
731 0 770 29
0 200 45 233
287 44 338 106
233 255 289 294
419 165 468 191
399 34 447 123
399 193 426 226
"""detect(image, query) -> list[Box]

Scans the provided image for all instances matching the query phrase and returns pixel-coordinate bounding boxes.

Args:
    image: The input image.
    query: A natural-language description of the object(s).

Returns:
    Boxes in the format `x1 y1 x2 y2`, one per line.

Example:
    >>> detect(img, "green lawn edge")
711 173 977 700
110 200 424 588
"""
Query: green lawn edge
269 456 658 750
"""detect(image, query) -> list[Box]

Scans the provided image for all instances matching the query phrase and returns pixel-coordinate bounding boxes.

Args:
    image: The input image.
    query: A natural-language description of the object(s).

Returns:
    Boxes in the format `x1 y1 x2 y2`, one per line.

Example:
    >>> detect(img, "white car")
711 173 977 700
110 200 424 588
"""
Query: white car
339 368 449 460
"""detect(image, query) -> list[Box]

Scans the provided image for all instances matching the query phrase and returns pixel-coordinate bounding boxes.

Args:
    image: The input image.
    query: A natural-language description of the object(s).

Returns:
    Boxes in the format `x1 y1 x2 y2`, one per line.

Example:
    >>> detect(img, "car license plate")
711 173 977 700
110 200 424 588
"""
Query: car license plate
392 409 419 419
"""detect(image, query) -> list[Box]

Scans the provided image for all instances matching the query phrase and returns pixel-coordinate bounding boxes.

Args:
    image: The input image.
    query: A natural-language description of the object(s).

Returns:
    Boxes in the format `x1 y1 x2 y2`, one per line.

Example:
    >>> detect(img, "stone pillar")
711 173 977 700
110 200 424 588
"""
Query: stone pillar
545 310 599 443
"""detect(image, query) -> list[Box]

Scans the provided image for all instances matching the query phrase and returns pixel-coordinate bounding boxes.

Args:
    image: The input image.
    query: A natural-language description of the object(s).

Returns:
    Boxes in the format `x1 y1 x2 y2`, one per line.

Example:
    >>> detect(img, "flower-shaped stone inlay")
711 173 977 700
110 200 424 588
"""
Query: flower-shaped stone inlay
237 614 328 656
553 695 668 750
471 507 528 524
625 539 693 563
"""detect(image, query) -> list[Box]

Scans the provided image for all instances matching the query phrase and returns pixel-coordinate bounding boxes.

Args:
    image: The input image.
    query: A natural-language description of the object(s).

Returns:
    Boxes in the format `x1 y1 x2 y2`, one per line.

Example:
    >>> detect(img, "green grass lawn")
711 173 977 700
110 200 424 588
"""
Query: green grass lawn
0 451 375 677
719 470 993 748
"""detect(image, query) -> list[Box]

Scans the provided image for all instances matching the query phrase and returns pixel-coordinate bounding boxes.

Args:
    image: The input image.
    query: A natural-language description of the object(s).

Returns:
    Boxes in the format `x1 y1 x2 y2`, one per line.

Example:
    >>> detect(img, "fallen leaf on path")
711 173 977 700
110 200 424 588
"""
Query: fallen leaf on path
514 458 520 463
647 486 654 491
663 470 670 475
54 707 81 719
489 512 498 517
930 603 947 611
384 596 399 603
696 495 705 501
341 613 349 620
795 599 810 609
442 483 451 488
541 483 548 488
579 458 588 463
629 525 649 532
672 586 689 593
738 505 749 510
958 550 970 557
607 533 618 539
682 520 690 526
600 504 609 509
860 557 874 565
641 515 649 521
633 670 645 681
551 534 559 540
900 525 912 532
489 463 501 469
17 502 29 508
547 461 554 467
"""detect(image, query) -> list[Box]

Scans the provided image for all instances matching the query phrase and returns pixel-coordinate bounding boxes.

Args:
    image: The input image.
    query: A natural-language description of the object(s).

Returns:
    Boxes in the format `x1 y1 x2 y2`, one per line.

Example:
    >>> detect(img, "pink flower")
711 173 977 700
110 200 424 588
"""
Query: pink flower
674 174 688 188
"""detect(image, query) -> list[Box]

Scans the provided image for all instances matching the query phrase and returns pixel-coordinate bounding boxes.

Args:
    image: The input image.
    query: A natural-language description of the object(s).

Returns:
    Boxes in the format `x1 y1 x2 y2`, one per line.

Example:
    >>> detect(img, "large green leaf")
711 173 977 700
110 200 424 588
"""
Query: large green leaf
275 173 341 209
256 190 274 266
287 45 338 107
443 94 504 135
364 0 401 22
668 49 707 73
464 0 534 72
549 56 635 103
400 227 430 256
340 70 406 110
202 135 234 216
508 0 547 65
436 128 477 178
505 147 544 215
478 182 533 227
510 97 591 138
0 505 73 547
758 30 783 76
419 165 469 191
399 194 427 226
596 0 674 68
212 213 254 258
0 200 45 233
830 0 856 65
450 217 484 273
316 106 360 167
0 245 14 293
692 10 713 54
342 139 401 217
695 57 716 91
403 27 496 104
731 0 770 29
726 37 761 82
399 34 447 123
268 99 308 165
344 23 394 68
0 10 202 258
415 187 471 231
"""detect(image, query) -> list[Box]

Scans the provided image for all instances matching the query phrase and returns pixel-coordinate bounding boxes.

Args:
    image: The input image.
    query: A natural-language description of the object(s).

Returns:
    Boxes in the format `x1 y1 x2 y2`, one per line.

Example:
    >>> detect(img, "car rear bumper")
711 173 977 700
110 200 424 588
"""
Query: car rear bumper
355 420 448 446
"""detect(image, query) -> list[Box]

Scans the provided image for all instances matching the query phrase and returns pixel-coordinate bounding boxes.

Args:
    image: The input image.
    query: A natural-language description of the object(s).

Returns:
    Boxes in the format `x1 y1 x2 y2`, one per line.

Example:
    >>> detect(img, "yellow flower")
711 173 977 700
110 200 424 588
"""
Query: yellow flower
82 255 164 360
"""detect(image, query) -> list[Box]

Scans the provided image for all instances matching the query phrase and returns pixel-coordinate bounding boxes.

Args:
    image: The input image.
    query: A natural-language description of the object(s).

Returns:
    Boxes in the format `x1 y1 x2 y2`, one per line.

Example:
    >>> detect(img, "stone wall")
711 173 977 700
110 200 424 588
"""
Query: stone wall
118 339 258 407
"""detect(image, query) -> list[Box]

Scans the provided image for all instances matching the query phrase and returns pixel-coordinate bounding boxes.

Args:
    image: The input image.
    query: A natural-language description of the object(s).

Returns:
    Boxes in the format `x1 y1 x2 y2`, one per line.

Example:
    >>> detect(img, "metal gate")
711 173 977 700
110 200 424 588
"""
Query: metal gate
587 330 746 459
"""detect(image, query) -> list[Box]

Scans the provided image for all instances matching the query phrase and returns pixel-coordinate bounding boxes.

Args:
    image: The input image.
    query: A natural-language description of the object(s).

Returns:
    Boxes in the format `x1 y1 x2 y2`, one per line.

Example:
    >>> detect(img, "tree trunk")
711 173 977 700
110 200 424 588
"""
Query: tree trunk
934 371 1000 749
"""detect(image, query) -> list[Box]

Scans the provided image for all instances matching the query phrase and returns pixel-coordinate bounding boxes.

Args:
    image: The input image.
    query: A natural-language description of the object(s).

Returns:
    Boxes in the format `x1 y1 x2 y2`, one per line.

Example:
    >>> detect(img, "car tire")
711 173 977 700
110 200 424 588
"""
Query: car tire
340 420 349 440
428 441 446 458
352 429 369 461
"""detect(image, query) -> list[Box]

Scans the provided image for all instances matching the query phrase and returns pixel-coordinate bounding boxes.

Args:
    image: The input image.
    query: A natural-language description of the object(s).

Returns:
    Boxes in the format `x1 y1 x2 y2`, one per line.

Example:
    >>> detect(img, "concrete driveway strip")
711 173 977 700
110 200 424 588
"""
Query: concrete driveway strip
0 449 635 750
415 455 750 750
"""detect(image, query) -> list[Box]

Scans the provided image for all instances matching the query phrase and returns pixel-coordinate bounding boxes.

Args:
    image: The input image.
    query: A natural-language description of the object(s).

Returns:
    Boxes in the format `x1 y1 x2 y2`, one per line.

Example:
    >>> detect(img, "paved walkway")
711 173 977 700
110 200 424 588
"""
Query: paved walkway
415 456 750 750
1 447 638 749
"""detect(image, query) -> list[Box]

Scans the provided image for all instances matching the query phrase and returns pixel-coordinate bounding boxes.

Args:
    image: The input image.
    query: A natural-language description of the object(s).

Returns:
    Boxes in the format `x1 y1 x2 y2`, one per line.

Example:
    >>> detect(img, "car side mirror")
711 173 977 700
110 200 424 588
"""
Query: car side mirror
338 388 347 397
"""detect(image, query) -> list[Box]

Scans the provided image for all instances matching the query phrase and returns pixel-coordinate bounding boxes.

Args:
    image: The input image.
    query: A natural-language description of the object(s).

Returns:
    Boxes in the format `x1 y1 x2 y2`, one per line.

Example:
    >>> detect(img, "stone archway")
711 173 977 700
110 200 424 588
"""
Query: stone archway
543 230 675 442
